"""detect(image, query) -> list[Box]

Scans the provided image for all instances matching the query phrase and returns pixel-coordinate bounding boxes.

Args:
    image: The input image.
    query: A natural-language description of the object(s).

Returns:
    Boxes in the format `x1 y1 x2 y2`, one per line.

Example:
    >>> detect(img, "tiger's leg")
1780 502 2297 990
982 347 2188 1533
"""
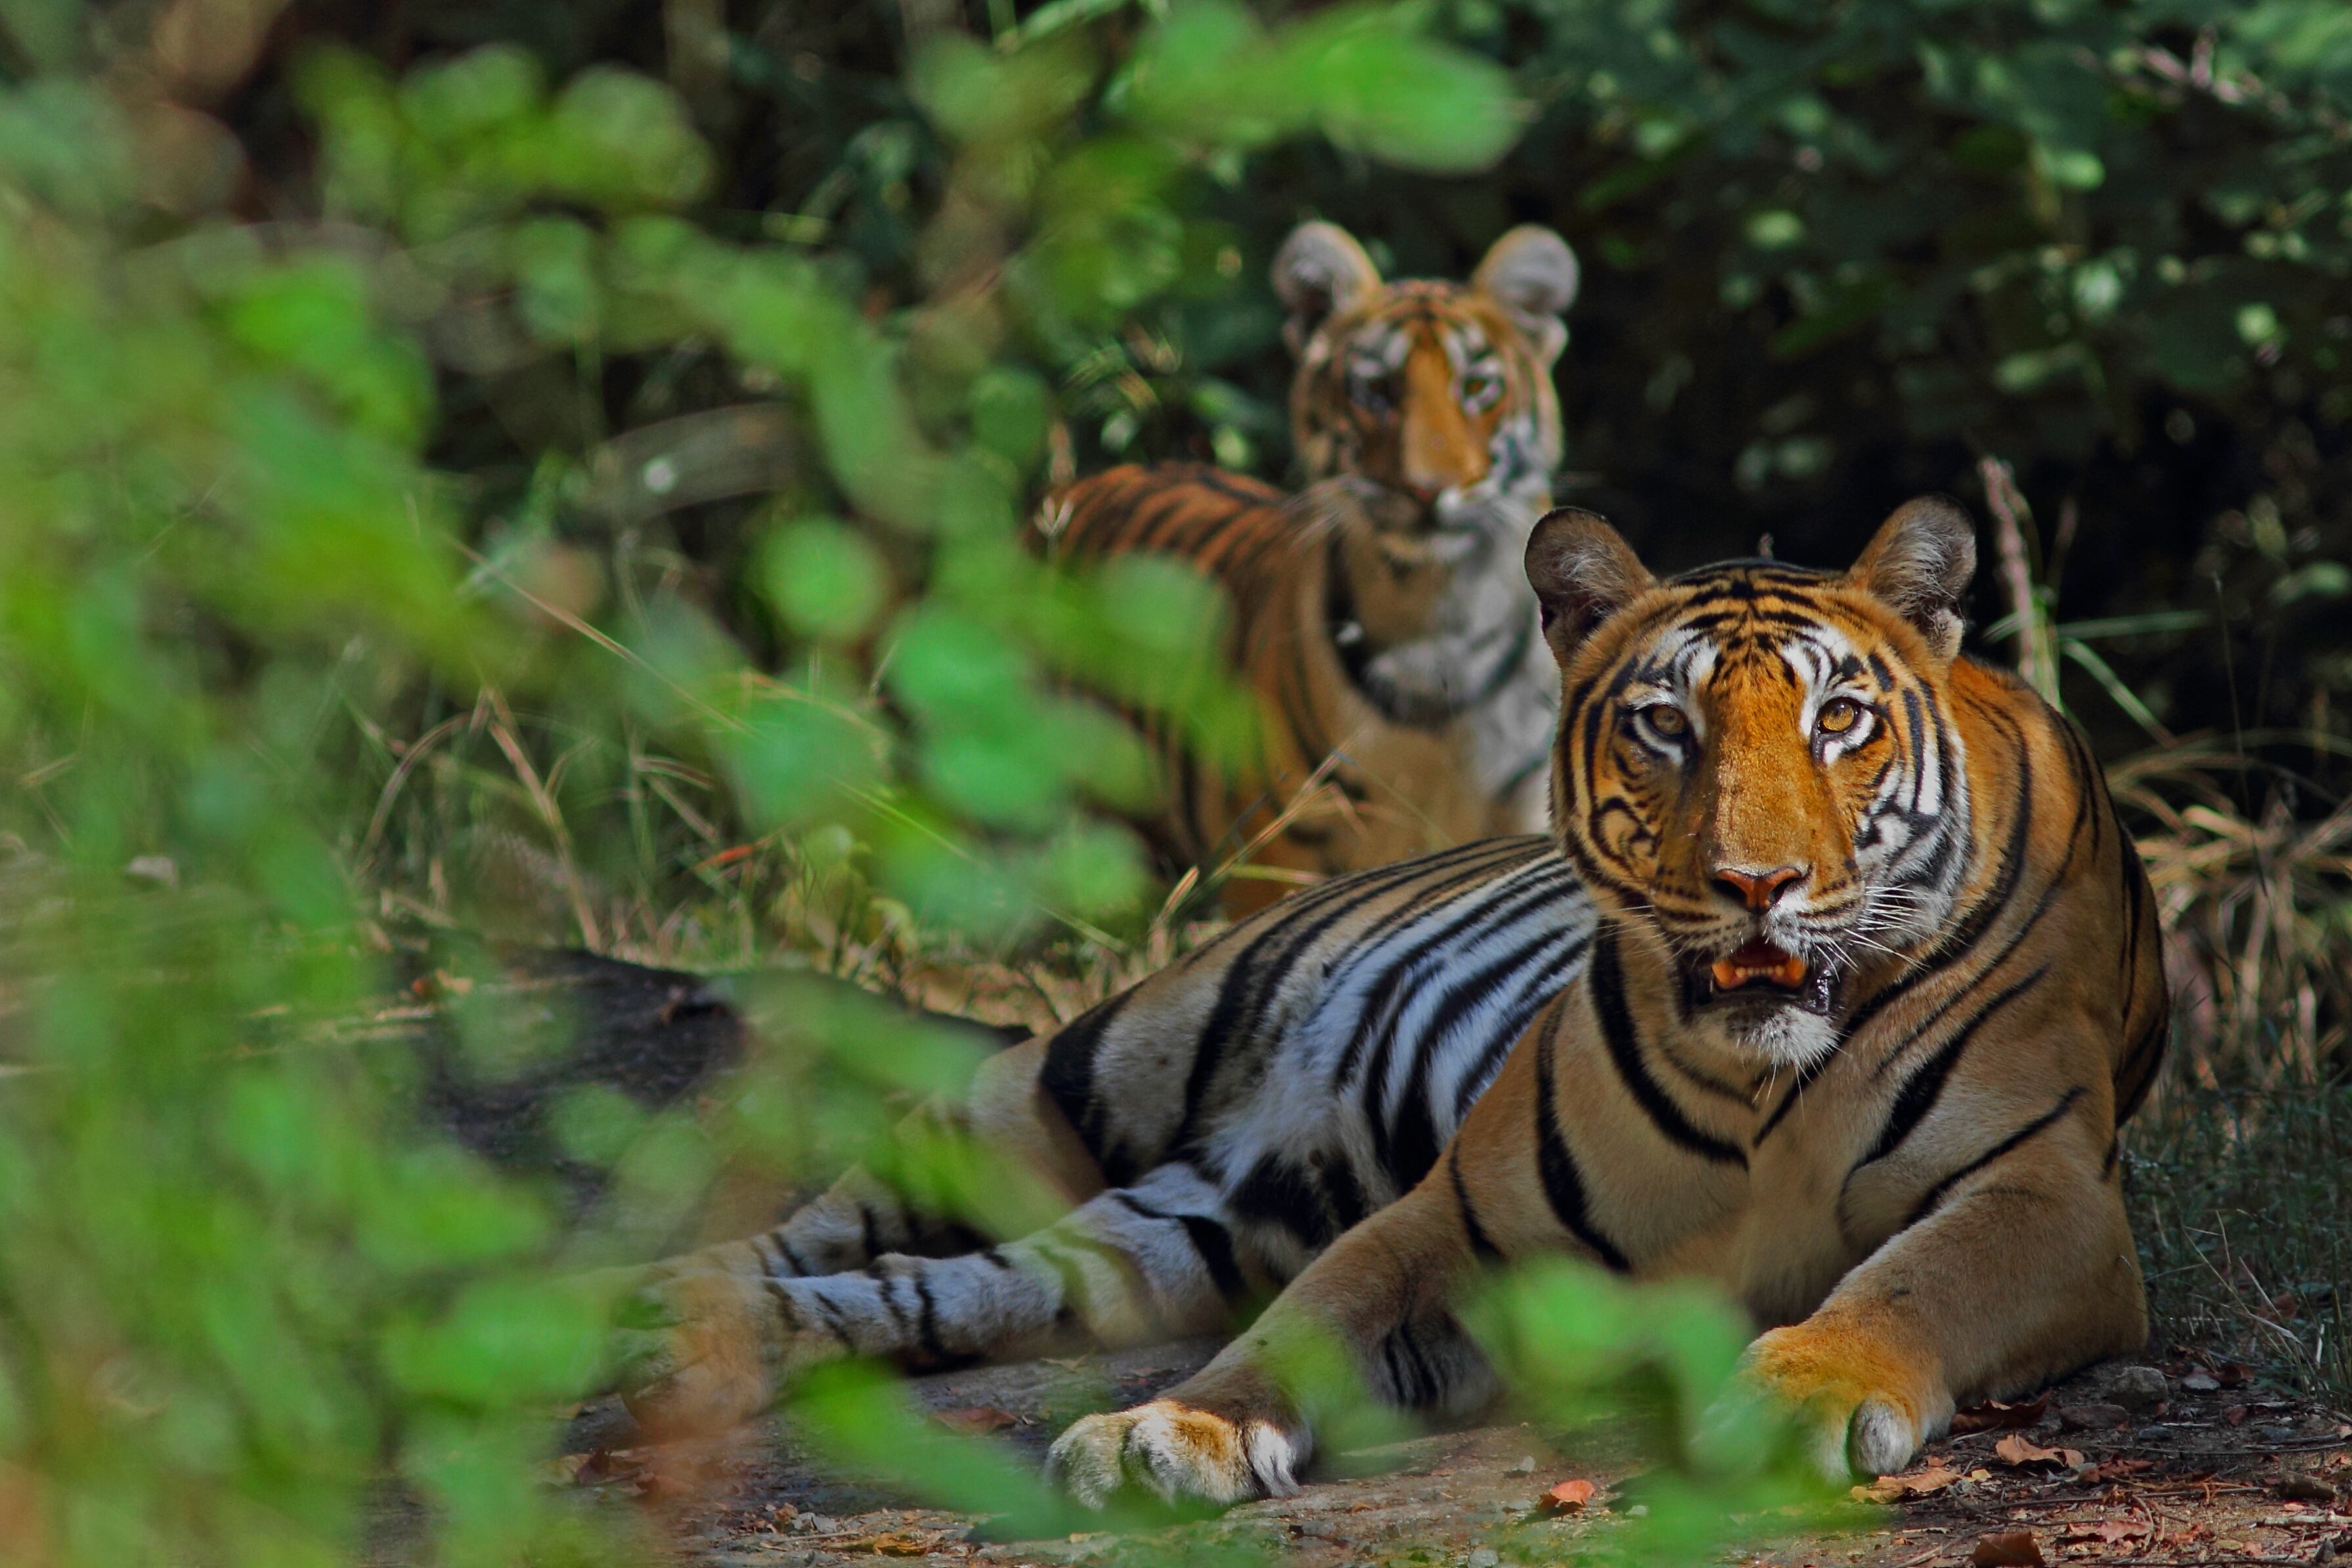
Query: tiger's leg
1737 1099 2145 1479
617 1038 1104 1434
683 1037 1102 1280
1045 1163 1494 1508
624 1161 1265 1438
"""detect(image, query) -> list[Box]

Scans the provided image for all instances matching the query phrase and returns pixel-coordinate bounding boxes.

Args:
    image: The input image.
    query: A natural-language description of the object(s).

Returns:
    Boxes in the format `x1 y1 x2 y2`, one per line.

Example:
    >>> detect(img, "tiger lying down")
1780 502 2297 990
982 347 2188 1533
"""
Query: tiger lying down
622 497 2168 1503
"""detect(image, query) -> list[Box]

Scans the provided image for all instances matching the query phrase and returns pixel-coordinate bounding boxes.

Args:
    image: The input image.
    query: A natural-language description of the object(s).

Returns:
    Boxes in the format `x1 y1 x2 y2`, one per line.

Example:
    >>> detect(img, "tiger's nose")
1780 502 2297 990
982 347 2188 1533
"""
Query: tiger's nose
1712 864 1808 911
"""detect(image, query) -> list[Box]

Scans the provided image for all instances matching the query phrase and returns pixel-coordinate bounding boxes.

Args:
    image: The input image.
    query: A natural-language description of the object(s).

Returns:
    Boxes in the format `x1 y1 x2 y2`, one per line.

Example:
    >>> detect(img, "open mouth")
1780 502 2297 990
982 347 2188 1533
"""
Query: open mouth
1687 938 1836 1016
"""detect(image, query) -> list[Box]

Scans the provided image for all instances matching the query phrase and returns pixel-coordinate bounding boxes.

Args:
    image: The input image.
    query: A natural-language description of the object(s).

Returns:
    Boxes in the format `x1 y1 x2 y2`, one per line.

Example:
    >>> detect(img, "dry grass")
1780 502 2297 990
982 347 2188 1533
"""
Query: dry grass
2118 745 2352 1092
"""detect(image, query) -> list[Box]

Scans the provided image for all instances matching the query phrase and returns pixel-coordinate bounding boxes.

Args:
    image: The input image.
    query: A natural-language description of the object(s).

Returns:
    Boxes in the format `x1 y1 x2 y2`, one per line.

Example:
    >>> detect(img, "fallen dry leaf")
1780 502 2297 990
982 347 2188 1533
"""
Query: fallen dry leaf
1992 1433 2084 1469
1542 1478 1600 1514
2062 1518 2151 1544
541 1453 590 1486
845 1531 933 1556
2083 1457 2156 1485
1970 1529 2045 1567
1854 1466 1965 1504
2224 1404 2250 1426
935 1405 1019 1435
1952 1394 2051 1435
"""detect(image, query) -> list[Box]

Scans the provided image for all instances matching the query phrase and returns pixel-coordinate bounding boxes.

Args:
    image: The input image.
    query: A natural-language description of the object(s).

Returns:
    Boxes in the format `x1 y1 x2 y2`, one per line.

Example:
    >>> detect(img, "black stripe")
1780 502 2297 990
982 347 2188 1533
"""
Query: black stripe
1855 965 2049 1173
1591 930 1745 1167
911 1267 948 1362
1230 1152 1336 1248
776 1234 813 1277
1313 1152 1368 1233
1842 704 2034 1049
1365 892 1580 1185
1176 1215 1248 1301
1334 864 1577 1090
1449 1145 1501 1262
1754 1052 1831 1144
1450 926 1592 1122
1391 1320 1440 1408
2113 1005 2167 1125
1109 1189 1250 1302
761 1276 804 1332
1905 1087 2087 1227
1037 990 1137 1184
807 1289 858 1349
863 1262 914 1338
1533 1007 1630 1271
1179 840 1552 1153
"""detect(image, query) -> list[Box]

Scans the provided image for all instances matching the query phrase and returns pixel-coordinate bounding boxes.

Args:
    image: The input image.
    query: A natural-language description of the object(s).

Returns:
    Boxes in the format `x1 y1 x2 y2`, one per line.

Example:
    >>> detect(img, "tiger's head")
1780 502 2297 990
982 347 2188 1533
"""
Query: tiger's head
1274 221 1578 716
1276 221 1575 541
1525 500 1982 1065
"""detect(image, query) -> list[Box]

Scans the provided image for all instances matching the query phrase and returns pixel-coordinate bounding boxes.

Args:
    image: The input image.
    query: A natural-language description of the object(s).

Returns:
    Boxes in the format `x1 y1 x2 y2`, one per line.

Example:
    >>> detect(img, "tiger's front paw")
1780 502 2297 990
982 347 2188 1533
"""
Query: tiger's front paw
610 1267 789 1441
1045 1399 1310 1511
1733 1322 1951 1481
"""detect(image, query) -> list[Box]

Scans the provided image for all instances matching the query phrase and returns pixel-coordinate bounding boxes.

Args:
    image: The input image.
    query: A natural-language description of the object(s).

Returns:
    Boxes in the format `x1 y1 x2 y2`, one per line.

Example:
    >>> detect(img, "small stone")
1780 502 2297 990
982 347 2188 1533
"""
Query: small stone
1468 1549 1501 1568
1506 1454 1538 1475
1626 1504 1649 1517
2106 1365 2169 1414
2260 1424 2303 1445
2057 1403 2131 1432
2282 1471 2340 1503
1503 1497 1535 1515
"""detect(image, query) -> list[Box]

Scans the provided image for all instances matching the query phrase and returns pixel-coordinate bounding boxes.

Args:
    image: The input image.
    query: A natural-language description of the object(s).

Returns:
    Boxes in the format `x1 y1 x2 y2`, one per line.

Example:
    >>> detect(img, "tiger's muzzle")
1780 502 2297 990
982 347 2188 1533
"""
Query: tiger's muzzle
1680 935 1839 1018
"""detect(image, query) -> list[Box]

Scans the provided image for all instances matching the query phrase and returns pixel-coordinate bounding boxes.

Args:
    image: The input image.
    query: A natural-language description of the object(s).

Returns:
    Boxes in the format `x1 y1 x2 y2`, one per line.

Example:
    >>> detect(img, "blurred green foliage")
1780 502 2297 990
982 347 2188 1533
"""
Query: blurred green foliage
2 0 2351 1565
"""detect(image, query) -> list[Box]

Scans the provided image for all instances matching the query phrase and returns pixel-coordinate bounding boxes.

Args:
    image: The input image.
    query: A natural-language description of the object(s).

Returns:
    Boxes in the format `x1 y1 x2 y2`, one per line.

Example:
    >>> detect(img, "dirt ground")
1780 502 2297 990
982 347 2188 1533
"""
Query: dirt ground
554 1338 2352 1568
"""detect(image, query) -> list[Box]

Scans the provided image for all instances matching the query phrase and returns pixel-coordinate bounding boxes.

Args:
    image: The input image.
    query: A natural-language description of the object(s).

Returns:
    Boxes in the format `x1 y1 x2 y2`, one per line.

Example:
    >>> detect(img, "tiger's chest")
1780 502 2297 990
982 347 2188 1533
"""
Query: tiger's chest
1544 1014 2043 1328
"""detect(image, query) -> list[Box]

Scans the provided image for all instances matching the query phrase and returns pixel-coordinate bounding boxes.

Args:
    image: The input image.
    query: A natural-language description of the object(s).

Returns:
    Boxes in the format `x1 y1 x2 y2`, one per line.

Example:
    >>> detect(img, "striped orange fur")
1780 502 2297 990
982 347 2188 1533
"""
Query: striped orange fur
1044 223 1580 913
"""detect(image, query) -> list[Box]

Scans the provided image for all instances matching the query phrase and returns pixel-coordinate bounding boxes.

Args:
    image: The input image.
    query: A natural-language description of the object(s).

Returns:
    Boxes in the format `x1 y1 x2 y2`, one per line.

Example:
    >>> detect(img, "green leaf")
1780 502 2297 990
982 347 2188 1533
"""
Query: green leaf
760 517 891 643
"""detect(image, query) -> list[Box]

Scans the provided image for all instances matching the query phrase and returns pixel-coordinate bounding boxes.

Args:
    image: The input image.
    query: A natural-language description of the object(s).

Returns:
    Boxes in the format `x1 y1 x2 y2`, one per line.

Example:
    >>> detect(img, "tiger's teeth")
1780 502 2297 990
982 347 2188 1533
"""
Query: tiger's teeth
1710 951 1808 990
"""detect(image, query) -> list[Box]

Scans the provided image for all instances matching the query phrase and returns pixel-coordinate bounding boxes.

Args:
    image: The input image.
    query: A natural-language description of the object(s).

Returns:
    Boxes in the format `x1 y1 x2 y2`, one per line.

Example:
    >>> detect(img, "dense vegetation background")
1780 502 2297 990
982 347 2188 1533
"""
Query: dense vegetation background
0 1 2348 1564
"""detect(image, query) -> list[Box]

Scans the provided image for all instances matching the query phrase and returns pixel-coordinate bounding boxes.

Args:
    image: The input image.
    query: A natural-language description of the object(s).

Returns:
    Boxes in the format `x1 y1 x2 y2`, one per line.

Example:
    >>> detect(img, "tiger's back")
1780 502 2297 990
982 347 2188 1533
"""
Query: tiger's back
1050 466 1554 907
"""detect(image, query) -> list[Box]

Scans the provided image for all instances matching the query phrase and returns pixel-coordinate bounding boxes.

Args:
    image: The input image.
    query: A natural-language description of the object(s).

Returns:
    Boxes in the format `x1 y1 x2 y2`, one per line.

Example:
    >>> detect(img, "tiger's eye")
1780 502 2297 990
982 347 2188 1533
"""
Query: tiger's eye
1642 704 1688 737
1817 697 1863 735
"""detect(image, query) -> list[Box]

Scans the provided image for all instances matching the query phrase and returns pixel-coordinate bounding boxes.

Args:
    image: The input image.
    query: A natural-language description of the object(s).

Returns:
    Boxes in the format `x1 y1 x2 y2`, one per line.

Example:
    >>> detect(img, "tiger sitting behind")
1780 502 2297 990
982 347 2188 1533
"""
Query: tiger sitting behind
1044 221 1579 913
619 498 2167 1499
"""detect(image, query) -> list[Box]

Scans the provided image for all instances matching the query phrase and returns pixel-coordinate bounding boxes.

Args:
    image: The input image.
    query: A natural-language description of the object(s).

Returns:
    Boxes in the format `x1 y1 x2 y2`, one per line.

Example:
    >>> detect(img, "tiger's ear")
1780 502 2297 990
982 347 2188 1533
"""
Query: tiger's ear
1848 496 1978 662
1273 222 1381 357
1472 225 1579 367
1525 508 1653 668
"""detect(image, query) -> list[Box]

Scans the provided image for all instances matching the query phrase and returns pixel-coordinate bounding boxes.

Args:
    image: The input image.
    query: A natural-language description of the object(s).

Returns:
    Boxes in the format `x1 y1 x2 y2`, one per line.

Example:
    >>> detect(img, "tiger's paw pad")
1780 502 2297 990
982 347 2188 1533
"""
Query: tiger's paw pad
611 1269 787 1442
1045 1400 1307 1511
